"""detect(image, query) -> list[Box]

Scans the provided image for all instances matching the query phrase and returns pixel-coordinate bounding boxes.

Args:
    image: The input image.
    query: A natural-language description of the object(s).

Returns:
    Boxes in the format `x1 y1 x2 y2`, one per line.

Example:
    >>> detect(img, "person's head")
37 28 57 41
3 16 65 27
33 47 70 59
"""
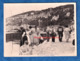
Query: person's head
29 26 32 29
20 27 24 30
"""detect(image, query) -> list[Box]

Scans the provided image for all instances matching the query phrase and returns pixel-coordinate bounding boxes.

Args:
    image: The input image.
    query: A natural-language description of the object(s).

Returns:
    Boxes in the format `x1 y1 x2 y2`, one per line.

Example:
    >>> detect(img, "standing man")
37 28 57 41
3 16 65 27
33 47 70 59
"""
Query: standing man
20 30 28 46
57 26 64 42
20 27 26 46
51 29 56 42
47 30 52 42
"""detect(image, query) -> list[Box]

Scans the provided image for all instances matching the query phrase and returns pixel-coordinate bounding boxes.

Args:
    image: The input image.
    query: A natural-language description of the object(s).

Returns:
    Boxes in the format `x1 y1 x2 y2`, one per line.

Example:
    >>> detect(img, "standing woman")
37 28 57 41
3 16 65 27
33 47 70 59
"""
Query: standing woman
64 25 70 42
70 25 75 45
29 28 40 46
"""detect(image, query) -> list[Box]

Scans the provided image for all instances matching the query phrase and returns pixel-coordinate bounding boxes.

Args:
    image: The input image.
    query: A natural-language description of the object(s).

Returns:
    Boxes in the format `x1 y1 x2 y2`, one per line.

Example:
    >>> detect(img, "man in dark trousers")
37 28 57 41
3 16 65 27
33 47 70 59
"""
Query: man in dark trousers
20 27 28 47
57 26 64 42
51 30 56 42
47 31 52 42
20 31 28 46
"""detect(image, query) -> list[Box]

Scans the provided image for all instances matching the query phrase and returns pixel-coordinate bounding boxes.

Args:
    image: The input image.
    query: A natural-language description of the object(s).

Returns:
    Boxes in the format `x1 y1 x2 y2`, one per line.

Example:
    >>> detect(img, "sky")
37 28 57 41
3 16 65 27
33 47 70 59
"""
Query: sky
4 3 75 19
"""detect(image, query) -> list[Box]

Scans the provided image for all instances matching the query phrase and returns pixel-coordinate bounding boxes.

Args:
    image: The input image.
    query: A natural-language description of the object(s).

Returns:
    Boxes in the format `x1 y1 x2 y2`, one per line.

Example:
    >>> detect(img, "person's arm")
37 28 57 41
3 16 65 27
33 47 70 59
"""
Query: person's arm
62 27 64 32
22 32 25 37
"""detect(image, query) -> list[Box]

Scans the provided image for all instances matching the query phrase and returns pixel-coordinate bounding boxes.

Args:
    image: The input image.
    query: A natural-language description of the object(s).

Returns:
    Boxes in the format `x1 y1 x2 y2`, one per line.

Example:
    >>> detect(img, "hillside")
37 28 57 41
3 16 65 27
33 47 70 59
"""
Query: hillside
6 4 74 32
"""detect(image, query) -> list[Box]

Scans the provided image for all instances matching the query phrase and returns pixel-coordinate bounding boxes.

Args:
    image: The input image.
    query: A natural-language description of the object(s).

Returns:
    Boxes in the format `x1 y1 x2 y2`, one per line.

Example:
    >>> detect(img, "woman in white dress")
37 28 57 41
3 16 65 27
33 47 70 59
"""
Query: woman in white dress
64 26 70 42
29 28 40 46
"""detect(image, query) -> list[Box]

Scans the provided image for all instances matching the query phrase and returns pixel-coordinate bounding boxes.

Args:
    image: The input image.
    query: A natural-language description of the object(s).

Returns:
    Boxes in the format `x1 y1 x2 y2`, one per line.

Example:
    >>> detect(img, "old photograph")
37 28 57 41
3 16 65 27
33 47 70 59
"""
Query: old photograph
4 3 77 57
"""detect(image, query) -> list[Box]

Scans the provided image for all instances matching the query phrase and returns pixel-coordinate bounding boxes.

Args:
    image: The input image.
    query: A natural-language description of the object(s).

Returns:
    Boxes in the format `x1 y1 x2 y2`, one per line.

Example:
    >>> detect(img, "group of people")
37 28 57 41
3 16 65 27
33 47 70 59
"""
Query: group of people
19 25 75 47
19 25 75 55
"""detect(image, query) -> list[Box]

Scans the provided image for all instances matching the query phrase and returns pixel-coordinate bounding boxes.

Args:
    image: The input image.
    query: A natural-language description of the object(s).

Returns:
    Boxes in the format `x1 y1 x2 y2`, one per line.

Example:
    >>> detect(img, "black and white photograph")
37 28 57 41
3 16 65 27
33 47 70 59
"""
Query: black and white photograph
4 3 77 57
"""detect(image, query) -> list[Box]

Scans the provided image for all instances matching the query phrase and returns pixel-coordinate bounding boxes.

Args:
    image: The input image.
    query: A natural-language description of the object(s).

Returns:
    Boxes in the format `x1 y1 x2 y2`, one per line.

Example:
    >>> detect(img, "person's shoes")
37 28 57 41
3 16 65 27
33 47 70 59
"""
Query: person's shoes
60 41 62 42
52 41 55 42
